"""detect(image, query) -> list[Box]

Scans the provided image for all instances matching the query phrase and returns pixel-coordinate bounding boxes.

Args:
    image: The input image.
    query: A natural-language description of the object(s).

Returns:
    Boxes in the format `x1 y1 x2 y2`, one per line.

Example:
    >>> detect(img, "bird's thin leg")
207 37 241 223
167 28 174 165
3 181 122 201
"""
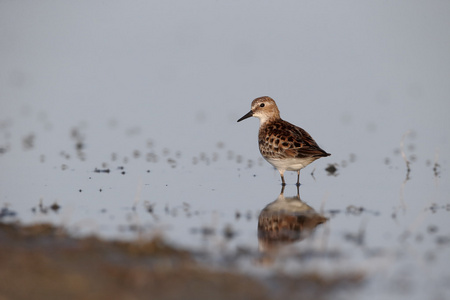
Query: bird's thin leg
280 170 286 186
296 170 301 187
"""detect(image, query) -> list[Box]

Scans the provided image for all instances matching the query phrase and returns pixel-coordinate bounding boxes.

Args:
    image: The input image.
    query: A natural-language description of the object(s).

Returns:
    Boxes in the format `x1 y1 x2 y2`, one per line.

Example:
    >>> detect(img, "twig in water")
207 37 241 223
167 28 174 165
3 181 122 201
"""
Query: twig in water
400 131 411 181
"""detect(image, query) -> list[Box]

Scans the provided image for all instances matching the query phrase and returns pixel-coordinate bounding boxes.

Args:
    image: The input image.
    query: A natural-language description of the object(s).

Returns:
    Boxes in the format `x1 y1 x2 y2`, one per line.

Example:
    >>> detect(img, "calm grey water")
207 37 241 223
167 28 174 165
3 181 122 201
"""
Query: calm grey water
1 1 450 299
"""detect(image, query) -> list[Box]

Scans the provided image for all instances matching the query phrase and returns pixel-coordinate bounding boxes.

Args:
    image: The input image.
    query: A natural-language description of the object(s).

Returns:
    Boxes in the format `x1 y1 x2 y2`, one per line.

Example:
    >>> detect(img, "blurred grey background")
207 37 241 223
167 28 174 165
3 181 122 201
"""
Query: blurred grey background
1 1 449 157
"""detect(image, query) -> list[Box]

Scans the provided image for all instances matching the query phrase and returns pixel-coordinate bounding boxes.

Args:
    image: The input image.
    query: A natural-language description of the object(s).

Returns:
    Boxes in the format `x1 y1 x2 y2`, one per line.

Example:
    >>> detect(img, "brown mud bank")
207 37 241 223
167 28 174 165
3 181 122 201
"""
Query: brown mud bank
0 222 363 300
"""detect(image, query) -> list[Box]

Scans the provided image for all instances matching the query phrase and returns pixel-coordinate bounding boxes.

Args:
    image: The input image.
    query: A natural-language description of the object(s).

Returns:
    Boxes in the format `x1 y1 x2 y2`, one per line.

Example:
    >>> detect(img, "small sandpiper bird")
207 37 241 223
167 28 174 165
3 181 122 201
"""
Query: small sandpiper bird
237 96 330 186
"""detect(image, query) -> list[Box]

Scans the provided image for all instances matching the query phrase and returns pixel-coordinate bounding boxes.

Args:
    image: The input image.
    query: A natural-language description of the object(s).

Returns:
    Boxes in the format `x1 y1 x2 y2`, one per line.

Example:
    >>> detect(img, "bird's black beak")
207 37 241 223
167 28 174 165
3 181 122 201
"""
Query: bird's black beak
237 110 253 122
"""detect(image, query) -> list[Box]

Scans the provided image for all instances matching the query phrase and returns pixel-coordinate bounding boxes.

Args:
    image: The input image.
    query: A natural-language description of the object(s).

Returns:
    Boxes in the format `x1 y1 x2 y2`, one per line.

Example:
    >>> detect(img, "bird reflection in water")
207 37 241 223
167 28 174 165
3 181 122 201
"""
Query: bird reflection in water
257 185 328 264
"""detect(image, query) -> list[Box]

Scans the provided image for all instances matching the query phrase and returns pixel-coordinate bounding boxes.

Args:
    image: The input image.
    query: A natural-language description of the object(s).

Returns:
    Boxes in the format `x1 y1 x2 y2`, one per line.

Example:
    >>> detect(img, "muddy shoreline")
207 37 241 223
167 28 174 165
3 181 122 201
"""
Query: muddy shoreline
0 222 363 300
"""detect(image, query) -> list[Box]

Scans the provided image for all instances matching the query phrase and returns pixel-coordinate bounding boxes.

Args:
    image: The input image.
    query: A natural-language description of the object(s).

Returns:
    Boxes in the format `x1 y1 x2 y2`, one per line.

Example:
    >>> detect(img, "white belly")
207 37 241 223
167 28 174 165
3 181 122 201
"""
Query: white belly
265 157 315 172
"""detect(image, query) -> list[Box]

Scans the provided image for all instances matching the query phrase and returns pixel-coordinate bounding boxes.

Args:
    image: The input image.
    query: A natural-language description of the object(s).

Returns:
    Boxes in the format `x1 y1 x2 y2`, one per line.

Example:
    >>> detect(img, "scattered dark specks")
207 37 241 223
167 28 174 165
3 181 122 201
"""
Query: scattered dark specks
235 211 241 220
118 166 124 170
146 170 151 173
201 227 215 237
384 157 391 165
247 159 254 168
428 203 439 213
99 189 102 192
0 207 17 219
199 152 208 163
61 164 68 171
436 236 450 246
223 225 236 240
50 202 60 212
433 162 441 177
346 205 364 215
426 203 449 213
60 151 70 159
427 225 438 234
94 168 110 173
0 146 7 154
325 164 338 176
22 133 35 150
121 171 126 175
344 231 365 246
167 158 177 168
133 150 140 158
75 141 84 151
79 189 82 192
327 209 341 216
145 202 155 213
32 199 61 214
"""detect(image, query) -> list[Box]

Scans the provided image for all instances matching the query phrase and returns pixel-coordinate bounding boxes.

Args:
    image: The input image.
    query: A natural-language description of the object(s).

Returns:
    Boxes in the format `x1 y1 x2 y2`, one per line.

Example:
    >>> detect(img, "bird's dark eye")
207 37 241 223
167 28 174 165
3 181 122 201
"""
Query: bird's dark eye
260 103 265 107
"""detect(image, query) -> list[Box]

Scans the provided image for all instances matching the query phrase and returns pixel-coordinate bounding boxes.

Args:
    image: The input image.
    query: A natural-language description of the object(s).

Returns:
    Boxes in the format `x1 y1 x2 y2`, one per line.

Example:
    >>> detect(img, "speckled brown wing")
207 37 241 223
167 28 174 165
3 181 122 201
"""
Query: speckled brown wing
258 119 330 160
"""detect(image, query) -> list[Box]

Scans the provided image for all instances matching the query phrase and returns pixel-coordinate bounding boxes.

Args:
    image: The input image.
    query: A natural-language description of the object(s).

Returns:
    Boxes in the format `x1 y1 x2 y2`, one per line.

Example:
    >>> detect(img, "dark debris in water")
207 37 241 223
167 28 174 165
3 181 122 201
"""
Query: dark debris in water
223 224 237 240
0 207 17 219
346 205 364 215
31 199 61 214
426 203 450 213
191 226 216 237
436 236 450 246
325 164 338 176
94 168 111 173
22 133 35 150
344 231 365 246
50 203 61 212
433 162 441 177
0 146 9 154
346 205 380 216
